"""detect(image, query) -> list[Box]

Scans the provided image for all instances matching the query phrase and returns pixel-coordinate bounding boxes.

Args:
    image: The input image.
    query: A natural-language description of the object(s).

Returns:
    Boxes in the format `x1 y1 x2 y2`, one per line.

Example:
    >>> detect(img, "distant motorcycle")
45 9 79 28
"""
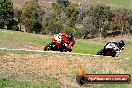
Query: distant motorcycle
44 34 78 52
96 40 125 57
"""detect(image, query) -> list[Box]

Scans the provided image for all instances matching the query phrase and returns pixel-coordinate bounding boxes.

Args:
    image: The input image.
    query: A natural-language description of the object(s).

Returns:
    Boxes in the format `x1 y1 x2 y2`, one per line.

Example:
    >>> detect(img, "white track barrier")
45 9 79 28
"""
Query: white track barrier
0 47 101 56
0 48 123 59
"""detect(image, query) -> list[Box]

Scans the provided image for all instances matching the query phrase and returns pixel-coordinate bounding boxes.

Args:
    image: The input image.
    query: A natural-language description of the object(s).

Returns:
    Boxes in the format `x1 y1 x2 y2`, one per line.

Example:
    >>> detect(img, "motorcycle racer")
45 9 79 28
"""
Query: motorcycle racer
52 32 75 51
104 41 120 56
97 40 125 57
66 33 75 51
105 40 125 50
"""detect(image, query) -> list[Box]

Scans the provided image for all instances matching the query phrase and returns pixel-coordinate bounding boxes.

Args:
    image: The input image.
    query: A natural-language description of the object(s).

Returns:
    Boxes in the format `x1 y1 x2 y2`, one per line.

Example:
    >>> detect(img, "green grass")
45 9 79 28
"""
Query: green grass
73 39 104 54
106 0 132 9
108 0 129 6
0 49 40 55
0 79 43 88
98 84 131 88
89 0 132 10
119 41 132 59
0 77 61 88
0 29 51 45
0 47 131 88
0 29 132 58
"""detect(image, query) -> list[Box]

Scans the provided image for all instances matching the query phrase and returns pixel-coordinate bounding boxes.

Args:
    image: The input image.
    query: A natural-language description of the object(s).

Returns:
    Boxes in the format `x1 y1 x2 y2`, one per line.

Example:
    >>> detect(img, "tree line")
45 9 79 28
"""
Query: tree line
0 0 132 39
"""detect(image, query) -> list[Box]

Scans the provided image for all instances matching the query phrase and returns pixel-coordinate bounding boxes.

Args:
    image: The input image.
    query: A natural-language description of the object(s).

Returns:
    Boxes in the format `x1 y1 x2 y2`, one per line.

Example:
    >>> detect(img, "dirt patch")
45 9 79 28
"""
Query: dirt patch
0 41 43 50
0 53 129 88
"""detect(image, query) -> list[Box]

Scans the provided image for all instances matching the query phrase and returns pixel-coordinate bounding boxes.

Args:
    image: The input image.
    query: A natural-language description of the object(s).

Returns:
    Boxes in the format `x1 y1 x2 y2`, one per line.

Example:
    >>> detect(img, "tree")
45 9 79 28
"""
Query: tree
57 0 69 8
76 0 90 24
88 5 112 39
42 13 64 34
42 2 64 34
21 0 44 33
0 0 14 29
66 3 79 27
14 9 22 31
82 16 96 39
42 1 79 34
111 9 132 36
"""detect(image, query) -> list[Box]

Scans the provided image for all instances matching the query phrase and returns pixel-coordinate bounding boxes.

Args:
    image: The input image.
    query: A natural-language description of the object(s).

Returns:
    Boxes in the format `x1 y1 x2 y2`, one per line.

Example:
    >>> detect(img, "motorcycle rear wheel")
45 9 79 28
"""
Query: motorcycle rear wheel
111 51 116 57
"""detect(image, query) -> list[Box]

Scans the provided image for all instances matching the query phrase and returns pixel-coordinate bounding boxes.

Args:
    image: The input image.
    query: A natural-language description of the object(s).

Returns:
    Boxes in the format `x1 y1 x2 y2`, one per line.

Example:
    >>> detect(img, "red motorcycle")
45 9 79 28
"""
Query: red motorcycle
44 34 78 52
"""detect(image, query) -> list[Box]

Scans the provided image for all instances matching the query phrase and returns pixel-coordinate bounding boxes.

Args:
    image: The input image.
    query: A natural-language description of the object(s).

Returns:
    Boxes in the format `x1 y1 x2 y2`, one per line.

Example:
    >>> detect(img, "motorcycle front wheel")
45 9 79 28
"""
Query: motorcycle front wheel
96 49 104 55
44 42 55 51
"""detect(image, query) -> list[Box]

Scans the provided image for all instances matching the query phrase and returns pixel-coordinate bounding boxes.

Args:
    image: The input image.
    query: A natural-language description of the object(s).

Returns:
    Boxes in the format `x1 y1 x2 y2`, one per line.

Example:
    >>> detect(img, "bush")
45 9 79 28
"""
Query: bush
21 0 44 33
0 0 14 29
12 25 19 31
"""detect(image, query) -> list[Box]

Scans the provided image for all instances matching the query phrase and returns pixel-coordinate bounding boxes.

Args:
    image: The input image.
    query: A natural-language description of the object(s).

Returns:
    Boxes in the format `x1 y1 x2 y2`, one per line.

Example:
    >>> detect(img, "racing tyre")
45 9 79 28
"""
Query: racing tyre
96 49 104 55
44 42 54 51
111 51 116 57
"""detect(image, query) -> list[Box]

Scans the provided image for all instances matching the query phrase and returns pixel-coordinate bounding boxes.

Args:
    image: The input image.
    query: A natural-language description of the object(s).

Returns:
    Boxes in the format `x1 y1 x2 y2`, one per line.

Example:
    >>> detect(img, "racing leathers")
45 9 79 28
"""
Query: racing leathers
53 33 75 51
104 42 120 57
